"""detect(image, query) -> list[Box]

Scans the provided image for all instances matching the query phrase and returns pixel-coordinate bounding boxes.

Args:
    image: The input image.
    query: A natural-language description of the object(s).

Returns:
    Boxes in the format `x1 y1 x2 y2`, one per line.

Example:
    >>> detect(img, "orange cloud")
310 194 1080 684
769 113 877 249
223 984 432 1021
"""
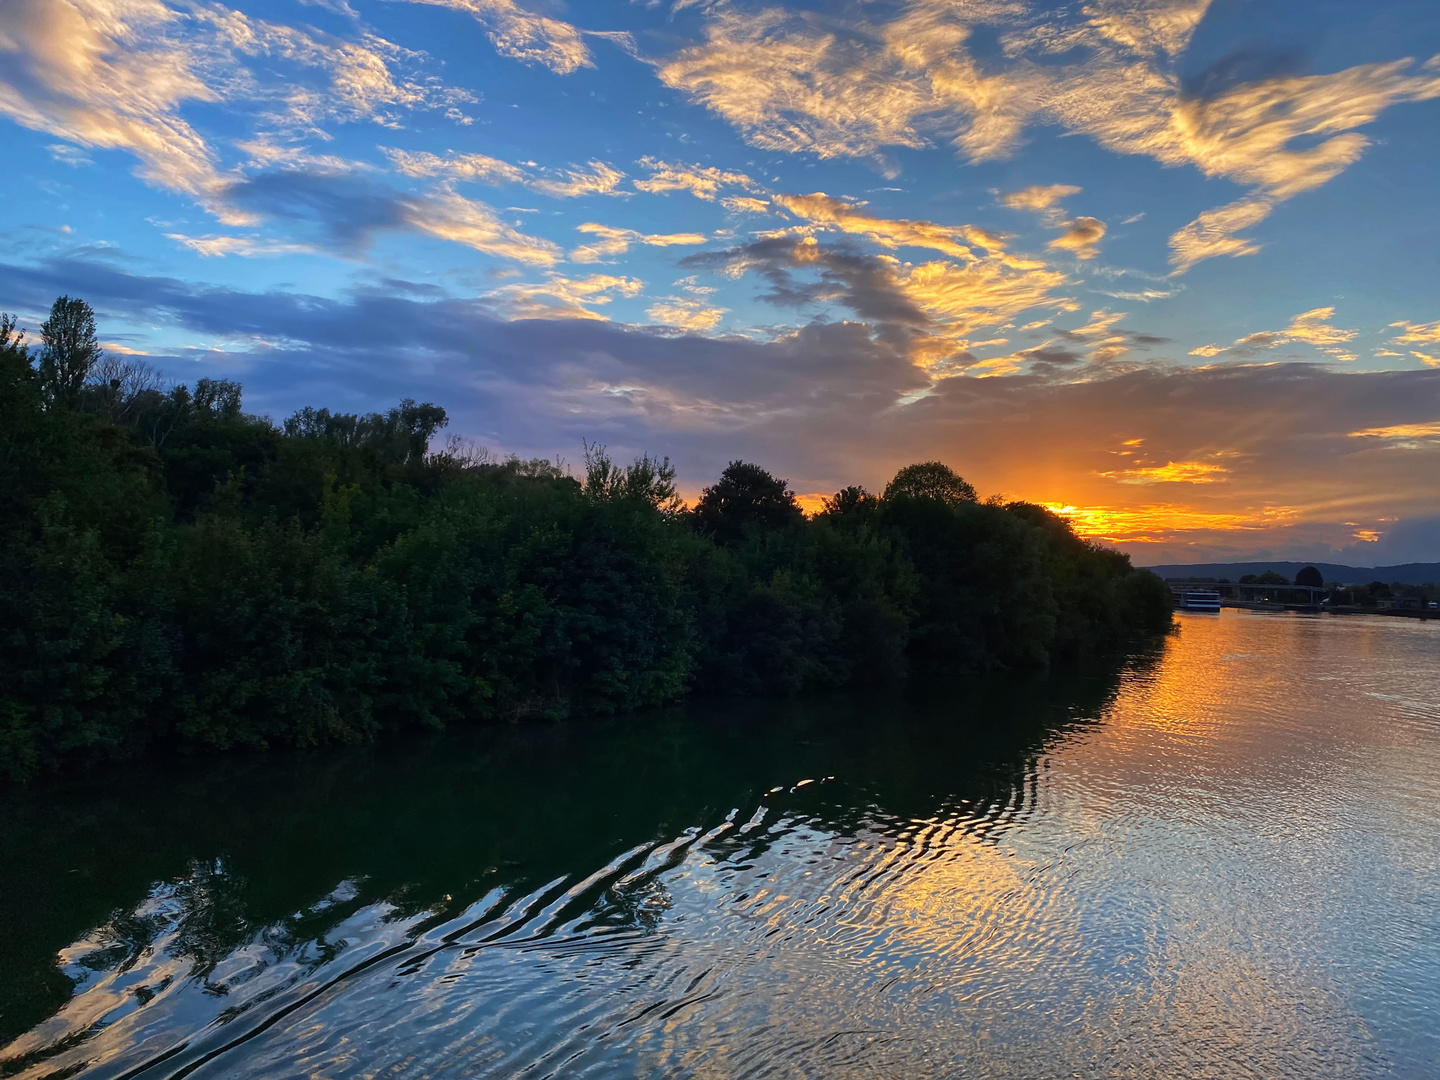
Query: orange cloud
1048 216 1107 260
482 273 643 320
646 297 727 331
773 192 1009 261
633 157 760 201
1043 503 1299 544
1100 461 1232 485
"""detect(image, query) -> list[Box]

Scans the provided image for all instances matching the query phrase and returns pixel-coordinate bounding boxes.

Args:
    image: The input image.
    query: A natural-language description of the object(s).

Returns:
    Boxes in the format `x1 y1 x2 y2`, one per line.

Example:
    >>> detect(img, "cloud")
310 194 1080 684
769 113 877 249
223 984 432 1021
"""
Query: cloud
0 0 225 205
1168 197 1271 272
223 169 563 263
721 196 769 213
633 157 760 201
1390 319 1440 346
1100 460 1232 484
1246 306 1356 349
166 233 316 258
193 8 468 130
1349 421 1440 446
396 0 591 74
684 232 1069 377
1048 216 1106 259
1414 352 1440 368
659 2 1440 271
570 223 709 263
647 297 728 331
382 149 625 199
5 252 1439 563
384 148 527 185
772 192 1010 262
529 161 627 199
656 7 938 160
1001 184 1082 216
998 182 1105 259
0 0 475 222
1190 306 1359 362
47 142 93 166
1191 306 1359 362
405 190 563 264
481 273 643 320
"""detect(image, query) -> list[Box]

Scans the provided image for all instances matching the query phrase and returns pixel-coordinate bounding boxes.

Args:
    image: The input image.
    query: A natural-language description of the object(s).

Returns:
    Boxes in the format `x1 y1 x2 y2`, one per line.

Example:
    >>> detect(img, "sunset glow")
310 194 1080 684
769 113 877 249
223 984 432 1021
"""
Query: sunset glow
1043 504 1300 546
2 0 1438 565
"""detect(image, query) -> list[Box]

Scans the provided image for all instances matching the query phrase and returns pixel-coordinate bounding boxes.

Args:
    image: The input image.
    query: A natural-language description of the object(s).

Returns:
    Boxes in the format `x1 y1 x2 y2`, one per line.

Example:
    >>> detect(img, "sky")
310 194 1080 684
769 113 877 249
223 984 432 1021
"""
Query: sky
2 0 1440 565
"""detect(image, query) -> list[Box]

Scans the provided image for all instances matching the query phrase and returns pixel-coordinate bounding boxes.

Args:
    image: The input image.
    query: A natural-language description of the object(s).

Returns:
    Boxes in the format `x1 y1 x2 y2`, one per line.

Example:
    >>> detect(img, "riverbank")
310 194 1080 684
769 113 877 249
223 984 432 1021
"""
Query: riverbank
2 334 1172 780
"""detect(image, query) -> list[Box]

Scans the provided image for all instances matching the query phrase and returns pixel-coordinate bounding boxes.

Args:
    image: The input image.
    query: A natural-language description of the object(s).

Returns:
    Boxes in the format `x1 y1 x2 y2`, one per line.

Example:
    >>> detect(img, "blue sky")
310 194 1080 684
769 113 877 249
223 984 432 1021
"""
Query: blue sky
3 0 1440 563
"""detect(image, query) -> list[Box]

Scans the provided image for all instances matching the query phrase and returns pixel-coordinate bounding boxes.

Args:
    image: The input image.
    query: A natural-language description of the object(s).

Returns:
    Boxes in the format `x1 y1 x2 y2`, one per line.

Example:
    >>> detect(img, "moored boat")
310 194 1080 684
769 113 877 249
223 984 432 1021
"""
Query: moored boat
1180 589 1222 613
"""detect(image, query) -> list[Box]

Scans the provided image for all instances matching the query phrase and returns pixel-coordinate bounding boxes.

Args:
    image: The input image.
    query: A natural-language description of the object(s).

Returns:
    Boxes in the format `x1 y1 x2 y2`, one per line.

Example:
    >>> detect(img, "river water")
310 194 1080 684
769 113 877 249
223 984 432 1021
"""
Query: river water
2 612 1439 1078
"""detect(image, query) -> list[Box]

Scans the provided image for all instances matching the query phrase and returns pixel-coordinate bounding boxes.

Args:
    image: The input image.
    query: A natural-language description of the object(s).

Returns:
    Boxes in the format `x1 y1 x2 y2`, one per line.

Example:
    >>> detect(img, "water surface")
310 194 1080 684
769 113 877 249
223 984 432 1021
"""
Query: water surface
3 612 1439 1078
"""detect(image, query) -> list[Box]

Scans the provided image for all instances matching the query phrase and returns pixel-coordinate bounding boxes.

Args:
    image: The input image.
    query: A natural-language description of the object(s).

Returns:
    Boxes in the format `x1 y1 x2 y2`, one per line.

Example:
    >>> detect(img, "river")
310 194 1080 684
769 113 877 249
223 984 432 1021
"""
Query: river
2 612 1438 1078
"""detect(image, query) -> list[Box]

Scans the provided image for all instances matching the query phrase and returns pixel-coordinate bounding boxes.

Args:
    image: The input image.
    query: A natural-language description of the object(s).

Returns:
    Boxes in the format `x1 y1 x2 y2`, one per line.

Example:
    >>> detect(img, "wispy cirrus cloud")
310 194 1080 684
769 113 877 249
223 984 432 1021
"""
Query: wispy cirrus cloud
165 233 317 258
221 168 563 263
395 0 591 74
1390 319 1440 345
384 148 627 199
1167 197 1271 272
570 223 708 263
384 148 527 185
633 157 762 201
1388 319 1440 365
772 193 1010 262
0 0 475 224
0 0 227 208
658 1 1440 272
1349 421 1440 447
481 273 643 320
1191 306 1358 362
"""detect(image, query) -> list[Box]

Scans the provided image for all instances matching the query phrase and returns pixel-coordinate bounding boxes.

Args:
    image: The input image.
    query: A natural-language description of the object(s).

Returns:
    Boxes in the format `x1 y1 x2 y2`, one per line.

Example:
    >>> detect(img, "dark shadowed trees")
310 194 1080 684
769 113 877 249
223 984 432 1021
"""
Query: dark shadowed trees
0 298 1174 780
692 460 804 544
882 461 978 505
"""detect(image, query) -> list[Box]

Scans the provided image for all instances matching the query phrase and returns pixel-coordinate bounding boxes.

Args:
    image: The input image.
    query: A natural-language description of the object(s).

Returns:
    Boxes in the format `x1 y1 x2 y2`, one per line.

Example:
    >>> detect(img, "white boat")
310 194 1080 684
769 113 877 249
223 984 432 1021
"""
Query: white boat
1180 589 1222 613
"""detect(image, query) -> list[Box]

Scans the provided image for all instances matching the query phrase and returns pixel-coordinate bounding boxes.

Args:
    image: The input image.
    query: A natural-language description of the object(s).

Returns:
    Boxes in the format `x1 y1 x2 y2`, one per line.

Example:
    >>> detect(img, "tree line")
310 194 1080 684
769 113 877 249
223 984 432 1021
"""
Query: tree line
0 297 1173 780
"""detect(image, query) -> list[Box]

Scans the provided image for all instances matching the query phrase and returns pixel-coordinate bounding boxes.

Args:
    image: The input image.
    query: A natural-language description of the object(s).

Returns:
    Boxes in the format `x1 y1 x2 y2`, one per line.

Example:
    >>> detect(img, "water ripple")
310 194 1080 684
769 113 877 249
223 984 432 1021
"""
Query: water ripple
3 613 1440 1078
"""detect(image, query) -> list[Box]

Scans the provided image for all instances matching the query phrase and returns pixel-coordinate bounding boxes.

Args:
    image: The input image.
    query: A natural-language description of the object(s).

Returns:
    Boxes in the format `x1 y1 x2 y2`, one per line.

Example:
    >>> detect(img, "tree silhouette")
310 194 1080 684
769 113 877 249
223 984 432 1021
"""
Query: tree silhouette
38 296 102 406
693 460 802 543
882 462 977 505
1294 566 1323 588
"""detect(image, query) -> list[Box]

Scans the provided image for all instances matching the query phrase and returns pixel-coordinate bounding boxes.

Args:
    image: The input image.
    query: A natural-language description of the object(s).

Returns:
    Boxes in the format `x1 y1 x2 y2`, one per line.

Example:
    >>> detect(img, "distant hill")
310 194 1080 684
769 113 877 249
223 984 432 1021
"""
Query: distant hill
1138 561 1440 585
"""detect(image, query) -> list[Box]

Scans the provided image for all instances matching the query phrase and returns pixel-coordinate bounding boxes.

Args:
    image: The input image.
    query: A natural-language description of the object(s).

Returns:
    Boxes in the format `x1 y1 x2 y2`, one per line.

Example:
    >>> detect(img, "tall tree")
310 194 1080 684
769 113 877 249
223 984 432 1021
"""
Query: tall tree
37 296 102 407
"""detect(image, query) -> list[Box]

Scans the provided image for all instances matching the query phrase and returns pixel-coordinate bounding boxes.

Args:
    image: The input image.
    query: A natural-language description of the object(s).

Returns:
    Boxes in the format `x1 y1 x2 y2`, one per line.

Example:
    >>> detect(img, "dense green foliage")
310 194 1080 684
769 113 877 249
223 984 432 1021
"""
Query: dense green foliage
0 298 1172 779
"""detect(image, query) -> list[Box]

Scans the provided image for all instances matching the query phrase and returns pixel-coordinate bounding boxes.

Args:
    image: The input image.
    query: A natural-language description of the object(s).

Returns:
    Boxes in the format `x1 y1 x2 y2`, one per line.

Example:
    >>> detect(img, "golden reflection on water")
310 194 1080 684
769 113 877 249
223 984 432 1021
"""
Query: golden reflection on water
5 613 1440 1079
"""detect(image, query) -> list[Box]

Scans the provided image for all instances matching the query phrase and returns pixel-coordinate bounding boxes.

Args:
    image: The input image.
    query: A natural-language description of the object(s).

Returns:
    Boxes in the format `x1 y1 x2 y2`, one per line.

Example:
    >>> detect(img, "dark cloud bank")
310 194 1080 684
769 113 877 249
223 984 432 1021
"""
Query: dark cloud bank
3 254 1438 562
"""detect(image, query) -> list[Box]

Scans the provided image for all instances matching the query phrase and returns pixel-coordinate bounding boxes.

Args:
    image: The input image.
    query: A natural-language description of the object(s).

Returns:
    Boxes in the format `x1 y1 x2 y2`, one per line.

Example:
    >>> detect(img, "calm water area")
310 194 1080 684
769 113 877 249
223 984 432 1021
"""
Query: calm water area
2 612 1439 1078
